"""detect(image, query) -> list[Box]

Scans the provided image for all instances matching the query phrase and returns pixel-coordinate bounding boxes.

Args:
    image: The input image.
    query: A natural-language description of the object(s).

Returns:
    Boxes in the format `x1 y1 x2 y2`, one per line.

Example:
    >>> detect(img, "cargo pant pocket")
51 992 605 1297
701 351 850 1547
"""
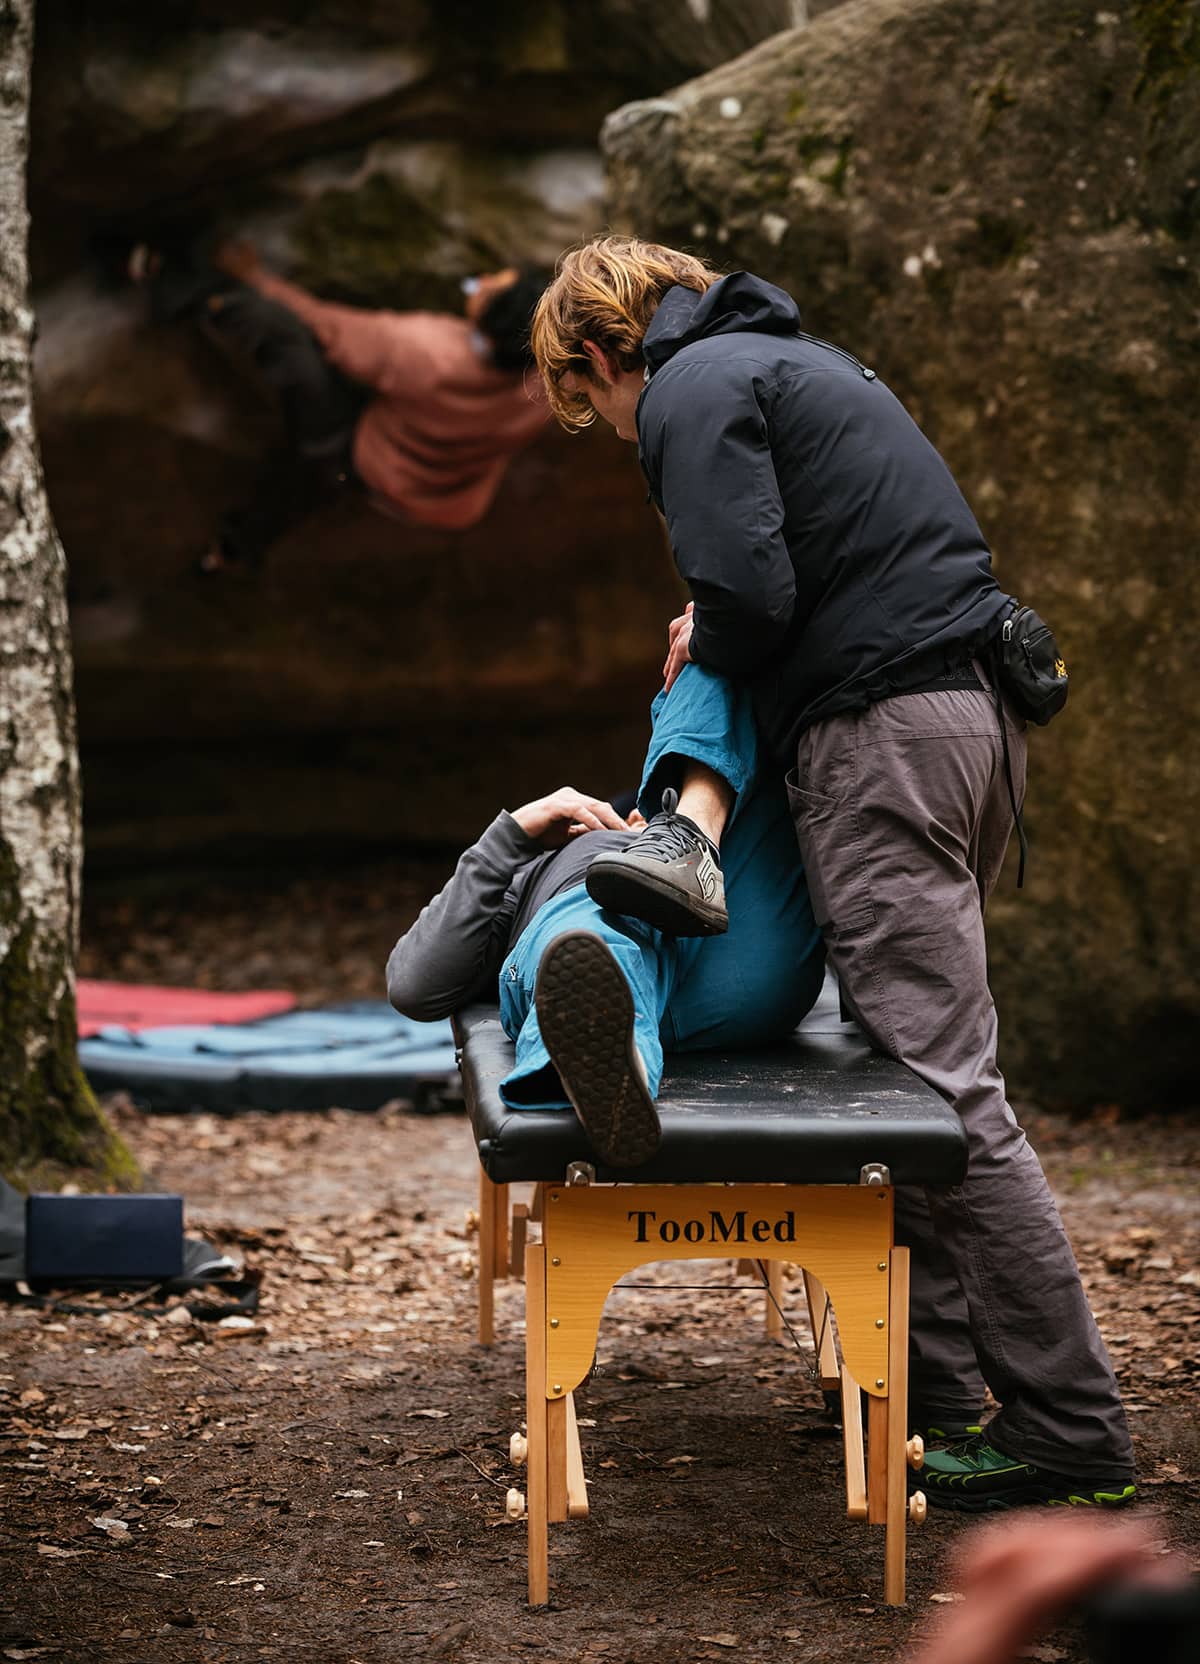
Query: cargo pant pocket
785 768 877 937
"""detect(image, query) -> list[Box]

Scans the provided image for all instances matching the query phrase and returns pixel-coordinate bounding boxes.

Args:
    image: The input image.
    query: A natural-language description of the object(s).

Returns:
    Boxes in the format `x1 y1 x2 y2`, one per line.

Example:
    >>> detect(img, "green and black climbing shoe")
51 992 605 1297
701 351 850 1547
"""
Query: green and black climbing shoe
918 1433 1137 1513
911 1420 985 1450
535 929 661 1169
586 788 727 937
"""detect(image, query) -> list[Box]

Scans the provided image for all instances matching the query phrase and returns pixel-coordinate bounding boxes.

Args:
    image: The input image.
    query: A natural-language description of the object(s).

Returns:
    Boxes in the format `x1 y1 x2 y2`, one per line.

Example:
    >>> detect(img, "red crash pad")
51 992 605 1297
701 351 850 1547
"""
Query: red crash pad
77 980 296 1038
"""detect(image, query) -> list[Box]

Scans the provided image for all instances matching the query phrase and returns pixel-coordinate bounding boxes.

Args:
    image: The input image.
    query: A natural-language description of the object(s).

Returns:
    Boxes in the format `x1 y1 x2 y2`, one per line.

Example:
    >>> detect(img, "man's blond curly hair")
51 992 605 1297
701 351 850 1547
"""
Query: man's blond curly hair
531 235 723 430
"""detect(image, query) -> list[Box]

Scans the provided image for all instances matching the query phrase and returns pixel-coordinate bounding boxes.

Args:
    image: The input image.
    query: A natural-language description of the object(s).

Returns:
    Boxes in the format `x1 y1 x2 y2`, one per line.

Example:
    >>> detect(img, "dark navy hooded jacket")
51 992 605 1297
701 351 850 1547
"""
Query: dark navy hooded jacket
636 273 1012 760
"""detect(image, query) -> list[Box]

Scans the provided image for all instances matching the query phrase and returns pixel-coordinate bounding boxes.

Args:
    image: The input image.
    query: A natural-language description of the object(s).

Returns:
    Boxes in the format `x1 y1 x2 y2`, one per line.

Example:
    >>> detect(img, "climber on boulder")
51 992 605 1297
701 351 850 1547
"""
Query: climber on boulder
130 241 550 572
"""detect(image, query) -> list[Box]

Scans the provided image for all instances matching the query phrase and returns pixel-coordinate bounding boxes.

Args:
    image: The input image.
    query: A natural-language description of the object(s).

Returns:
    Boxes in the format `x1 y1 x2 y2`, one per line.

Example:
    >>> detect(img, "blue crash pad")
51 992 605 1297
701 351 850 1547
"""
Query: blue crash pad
79 1004 461 1114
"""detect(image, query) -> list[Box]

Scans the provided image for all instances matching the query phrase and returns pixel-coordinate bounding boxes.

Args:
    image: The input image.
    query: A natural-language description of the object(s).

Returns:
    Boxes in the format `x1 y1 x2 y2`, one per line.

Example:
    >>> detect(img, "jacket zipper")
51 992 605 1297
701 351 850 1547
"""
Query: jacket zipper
797 331 877 381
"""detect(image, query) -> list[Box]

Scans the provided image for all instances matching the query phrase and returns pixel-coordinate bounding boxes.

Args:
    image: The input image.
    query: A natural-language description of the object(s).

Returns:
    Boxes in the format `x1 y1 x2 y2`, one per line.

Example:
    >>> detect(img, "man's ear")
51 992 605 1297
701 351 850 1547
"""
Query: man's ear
581 339 618 386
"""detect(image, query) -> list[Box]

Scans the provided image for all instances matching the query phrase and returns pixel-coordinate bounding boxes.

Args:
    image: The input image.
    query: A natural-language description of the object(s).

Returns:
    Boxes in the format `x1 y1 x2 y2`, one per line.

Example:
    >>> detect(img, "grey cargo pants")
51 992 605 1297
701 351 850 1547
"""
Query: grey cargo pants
788 684 1134 1481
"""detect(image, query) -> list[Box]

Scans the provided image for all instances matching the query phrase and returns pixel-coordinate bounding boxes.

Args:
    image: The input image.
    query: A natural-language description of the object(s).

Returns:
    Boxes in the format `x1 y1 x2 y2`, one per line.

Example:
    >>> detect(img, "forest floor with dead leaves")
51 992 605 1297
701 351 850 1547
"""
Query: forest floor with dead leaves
1 862 1197 1663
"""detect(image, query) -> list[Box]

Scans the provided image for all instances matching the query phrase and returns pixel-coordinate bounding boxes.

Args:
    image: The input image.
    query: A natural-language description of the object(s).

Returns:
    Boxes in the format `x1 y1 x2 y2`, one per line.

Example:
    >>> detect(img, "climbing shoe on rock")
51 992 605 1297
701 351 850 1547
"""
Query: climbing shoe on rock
918 1433 1137 1513
535 930 661 1169
585 788 727 937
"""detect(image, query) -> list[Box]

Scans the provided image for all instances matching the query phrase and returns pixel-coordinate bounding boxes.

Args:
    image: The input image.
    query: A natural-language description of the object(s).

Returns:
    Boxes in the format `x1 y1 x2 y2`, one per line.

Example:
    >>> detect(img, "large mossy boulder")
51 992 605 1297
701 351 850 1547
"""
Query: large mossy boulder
30 1 799 864
603 0 1200 1107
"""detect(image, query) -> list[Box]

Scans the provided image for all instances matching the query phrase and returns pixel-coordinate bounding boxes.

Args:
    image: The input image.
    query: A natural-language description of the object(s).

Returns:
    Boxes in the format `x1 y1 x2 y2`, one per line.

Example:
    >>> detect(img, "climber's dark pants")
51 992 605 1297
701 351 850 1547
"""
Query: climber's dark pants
157 263 366 565
208 288 366 565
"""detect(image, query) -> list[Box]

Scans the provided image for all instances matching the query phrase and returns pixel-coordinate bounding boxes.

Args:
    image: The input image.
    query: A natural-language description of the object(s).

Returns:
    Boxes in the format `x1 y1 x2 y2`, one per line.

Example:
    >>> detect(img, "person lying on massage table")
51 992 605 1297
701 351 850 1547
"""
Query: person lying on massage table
386 664 825 1168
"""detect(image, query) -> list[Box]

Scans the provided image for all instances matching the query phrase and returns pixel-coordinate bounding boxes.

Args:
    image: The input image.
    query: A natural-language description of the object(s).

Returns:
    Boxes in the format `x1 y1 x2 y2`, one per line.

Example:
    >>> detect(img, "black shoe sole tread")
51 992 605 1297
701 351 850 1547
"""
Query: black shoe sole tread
916 1471 1136 1514
535 931 662 1169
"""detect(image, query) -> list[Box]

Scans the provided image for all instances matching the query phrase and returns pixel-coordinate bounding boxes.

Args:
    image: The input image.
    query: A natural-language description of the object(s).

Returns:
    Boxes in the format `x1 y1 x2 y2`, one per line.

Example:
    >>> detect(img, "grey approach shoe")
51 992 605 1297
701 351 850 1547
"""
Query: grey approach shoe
585 788 728 937
534 930 662 1169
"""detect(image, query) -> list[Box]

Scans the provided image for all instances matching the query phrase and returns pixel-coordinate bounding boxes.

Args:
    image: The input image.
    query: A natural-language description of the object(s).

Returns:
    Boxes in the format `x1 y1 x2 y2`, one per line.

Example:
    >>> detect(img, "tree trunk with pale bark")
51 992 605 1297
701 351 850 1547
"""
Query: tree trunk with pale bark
0 0 135 1185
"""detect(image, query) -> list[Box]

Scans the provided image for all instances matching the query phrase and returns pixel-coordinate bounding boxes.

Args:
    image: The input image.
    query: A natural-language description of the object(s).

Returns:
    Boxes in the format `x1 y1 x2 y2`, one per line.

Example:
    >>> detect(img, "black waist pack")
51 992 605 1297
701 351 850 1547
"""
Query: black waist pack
989 603 1069 726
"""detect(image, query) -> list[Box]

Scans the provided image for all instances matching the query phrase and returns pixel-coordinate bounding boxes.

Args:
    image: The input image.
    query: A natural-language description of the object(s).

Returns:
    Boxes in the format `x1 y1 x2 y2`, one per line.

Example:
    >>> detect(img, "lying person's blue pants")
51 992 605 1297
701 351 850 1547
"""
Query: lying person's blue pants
498 665 825 1108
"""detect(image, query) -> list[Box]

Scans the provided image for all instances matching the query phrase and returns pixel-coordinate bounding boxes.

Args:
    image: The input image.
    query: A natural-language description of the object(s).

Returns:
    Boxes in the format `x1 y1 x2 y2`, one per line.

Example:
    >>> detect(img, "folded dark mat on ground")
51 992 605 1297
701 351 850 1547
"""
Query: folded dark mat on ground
78 1003 461 1114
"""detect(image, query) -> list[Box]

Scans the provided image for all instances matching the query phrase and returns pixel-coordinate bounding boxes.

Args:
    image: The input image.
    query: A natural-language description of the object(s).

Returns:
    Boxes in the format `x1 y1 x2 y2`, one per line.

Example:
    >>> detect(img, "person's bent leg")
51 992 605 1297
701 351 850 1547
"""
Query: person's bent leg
503 665 756 1091
674 762 733 847
214 455 324 571
205 288 365 456
202 290 364 566
790 688 1134 1499
635 662 758 821
667 770 825 1051
496 885 675 1168
534 930 662 1167
586 664 758 936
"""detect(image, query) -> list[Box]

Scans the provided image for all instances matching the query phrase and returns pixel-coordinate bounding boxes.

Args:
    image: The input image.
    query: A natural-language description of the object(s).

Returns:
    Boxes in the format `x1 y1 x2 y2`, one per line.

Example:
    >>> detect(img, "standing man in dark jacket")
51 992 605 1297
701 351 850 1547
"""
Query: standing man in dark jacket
531 236 1135 1511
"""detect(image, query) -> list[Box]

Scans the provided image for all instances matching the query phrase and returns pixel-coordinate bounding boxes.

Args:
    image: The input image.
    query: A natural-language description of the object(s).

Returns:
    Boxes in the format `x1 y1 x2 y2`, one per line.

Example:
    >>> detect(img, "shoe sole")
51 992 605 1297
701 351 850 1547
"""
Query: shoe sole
918 1475 1137 1514
585 858 727 938
535 930 662 1169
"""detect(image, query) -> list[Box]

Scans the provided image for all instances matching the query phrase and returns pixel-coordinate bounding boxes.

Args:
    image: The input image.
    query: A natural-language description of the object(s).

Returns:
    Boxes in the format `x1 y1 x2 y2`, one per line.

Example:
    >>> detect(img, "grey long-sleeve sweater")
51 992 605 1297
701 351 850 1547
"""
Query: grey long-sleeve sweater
385 812 633 1022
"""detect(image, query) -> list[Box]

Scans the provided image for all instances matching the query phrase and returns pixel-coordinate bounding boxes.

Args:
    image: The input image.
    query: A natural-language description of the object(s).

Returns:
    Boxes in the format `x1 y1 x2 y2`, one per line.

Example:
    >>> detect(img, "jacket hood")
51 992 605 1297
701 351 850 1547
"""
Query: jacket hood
642 272 801 374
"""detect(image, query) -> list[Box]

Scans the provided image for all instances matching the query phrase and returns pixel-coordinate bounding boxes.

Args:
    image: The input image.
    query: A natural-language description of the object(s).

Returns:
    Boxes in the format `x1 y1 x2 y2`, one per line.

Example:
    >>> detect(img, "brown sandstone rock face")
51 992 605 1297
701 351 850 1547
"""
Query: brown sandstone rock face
604 0 1200 1107
30 2 798 864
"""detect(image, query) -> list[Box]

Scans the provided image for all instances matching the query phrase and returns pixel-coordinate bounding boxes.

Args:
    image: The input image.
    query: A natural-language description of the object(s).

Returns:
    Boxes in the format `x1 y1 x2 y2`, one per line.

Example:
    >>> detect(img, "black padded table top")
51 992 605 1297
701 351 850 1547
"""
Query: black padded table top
454 978 967 1187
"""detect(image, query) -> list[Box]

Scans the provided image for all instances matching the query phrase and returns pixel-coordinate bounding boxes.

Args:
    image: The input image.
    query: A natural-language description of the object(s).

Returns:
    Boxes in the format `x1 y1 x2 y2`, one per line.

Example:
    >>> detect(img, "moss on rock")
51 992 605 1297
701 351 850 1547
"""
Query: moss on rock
1131 0 1200 108
0 843 138 1190
293 170 456 310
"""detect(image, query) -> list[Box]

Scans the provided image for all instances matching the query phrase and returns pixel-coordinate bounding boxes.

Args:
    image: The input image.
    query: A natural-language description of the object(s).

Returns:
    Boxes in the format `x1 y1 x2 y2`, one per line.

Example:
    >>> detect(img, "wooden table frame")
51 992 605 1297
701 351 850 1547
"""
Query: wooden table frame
475 1170 925 1607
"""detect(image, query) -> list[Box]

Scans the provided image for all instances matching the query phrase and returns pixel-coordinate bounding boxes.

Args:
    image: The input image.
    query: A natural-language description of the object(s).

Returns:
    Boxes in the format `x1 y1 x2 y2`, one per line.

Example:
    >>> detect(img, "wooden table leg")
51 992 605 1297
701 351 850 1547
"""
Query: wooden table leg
493 1182 510 1282
547 1395 568 1524
884 1246 911 1606
478 1169 496 1347
565 1393 589 1520
867 1392 888 1525
510 1202 530 1278
525 1241 549 1606
804 1270 840 1390
841 1366 868 1520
